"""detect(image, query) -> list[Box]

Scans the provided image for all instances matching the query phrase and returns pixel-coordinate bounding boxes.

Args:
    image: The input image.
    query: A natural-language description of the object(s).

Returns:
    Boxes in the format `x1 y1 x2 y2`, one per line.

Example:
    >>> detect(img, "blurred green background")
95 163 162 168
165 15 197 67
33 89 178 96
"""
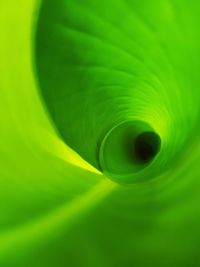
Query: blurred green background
1 0 200 266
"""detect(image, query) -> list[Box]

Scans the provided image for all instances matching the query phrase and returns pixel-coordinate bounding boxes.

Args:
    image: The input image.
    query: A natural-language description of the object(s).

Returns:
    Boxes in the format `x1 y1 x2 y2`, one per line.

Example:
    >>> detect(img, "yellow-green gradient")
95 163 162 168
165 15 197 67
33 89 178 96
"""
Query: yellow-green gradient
1 0 200 266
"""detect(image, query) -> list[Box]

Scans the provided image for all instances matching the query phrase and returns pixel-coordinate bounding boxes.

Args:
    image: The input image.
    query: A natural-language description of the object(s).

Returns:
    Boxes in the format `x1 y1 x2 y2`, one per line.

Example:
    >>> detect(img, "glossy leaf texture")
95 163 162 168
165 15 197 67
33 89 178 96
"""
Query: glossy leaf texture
1 0 200 266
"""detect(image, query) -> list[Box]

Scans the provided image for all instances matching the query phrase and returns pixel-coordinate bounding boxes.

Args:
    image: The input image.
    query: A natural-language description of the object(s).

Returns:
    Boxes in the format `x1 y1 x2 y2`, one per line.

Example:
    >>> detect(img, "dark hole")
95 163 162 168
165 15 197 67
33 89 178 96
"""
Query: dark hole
134 131 161 164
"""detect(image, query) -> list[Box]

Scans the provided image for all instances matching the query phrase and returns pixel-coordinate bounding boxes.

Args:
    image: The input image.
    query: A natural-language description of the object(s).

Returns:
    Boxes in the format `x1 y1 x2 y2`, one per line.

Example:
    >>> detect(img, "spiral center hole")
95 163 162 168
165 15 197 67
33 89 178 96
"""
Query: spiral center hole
133 131 161 164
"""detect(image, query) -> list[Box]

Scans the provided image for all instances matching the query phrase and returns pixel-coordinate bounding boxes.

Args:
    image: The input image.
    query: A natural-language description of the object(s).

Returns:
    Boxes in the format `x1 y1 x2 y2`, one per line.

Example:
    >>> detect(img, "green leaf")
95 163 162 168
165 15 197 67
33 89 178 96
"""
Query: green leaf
1 1 200 266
